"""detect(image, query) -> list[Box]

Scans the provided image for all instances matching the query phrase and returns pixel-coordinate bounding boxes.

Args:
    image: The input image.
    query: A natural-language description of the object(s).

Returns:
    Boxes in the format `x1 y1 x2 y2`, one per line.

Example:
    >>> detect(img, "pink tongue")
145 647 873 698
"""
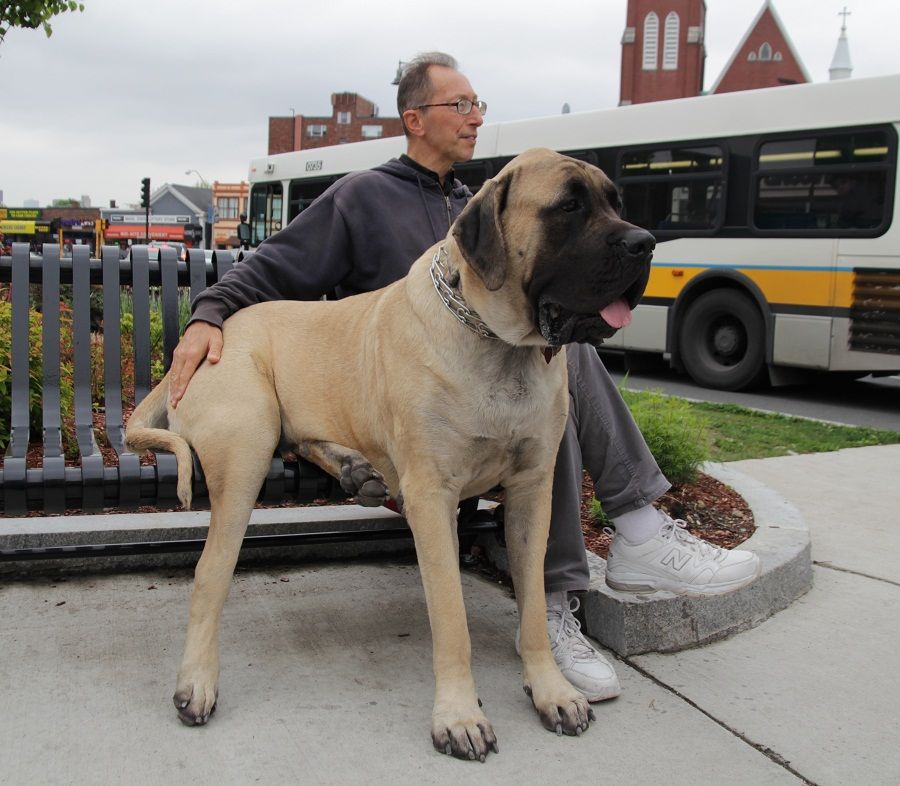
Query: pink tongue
600 298 633 328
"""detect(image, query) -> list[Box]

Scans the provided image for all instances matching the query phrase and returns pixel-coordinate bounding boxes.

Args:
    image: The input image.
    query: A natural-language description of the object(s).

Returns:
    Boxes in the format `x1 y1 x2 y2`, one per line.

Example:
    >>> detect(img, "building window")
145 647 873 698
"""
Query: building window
759 42 773 61
663 12 679 70
337 111 351 124
361 125 383 139
774 51 783 61
748 51 757 61
642 12 659 70
307 124 327 138
216 196 239 220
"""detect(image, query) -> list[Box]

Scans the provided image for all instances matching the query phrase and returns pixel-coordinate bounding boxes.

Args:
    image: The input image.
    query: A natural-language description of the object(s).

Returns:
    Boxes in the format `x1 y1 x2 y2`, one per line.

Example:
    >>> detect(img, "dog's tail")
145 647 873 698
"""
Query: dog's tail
124 379 194 509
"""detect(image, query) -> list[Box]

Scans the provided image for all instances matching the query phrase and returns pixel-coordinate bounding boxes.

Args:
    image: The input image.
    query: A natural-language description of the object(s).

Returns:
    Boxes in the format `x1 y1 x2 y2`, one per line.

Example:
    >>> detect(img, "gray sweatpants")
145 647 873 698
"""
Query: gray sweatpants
543 344 671 593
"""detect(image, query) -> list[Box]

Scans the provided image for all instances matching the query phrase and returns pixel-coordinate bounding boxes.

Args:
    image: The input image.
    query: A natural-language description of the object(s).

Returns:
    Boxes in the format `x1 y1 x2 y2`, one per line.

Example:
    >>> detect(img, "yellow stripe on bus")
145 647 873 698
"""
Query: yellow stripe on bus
644 267 857 308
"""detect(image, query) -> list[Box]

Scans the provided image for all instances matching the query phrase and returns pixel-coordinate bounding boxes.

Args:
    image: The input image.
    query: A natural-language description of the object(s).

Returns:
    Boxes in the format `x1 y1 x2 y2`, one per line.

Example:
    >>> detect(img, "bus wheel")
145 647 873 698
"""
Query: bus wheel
679 289 766 391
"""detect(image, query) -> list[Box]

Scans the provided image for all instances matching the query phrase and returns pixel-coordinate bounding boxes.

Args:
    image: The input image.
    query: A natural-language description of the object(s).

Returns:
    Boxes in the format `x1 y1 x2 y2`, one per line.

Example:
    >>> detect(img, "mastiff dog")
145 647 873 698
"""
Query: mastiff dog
125 147 654 761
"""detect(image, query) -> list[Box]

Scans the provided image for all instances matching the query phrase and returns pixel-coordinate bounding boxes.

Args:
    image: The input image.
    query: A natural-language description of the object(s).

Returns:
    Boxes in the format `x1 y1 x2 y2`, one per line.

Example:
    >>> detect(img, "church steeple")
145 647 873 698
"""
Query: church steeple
829 7 853 81
619 0 707 105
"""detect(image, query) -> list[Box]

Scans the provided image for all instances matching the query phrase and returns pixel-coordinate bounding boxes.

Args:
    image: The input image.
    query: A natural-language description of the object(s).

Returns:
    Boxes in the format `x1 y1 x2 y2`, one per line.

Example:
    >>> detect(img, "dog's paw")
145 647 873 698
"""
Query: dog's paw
524 682 594 737
339 458 389 507
431 710 499 762
173 678 218 726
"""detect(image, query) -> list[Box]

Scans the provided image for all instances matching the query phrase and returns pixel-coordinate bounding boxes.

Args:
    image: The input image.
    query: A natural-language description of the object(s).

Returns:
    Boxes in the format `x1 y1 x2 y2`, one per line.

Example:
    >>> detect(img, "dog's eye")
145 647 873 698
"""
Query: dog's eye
560 199 581 213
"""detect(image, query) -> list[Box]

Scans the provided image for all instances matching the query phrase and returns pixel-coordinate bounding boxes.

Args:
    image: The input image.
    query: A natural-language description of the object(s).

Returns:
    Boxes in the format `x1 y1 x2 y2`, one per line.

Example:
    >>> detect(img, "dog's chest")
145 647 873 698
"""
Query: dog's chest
455 367 565 486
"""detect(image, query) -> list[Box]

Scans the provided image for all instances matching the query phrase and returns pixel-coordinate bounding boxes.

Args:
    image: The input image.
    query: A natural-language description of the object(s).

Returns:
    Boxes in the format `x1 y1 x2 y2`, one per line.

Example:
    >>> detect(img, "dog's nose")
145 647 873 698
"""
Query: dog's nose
617 228 656 259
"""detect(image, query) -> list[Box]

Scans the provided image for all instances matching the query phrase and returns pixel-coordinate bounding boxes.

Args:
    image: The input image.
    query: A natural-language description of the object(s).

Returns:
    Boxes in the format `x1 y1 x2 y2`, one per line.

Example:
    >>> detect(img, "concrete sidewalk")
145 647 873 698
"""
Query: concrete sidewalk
1 444 898 785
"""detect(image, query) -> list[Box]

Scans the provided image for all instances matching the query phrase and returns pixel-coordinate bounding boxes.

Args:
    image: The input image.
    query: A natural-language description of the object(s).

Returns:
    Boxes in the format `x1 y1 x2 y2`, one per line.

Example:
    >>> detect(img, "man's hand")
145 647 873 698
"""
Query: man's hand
168 321 224 408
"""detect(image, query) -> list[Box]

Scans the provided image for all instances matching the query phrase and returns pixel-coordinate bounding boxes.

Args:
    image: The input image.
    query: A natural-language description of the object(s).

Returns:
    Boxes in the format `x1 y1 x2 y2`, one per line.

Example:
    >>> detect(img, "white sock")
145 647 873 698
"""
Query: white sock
611 505 664 546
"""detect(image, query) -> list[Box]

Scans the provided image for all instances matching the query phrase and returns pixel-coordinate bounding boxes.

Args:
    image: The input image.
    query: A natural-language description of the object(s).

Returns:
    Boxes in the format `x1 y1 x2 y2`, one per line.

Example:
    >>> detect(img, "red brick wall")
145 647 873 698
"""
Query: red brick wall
620 0 706 105
712 8 807 93
268 117 295 155
267 93 404 153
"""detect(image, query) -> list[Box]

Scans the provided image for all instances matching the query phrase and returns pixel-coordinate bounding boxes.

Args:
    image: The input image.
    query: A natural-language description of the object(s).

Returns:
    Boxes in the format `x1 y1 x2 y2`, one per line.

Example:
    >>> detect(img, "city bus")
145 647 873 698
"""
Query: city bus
246 74 900 390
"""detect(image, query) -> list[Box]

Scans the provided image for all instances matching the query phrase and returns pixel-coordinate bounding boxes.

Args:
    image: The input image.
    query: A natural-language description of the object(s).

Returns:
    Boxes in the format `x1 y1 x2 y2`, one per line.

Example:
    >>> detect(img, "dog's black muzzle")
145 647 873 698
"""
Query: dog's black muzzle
536 226 655 346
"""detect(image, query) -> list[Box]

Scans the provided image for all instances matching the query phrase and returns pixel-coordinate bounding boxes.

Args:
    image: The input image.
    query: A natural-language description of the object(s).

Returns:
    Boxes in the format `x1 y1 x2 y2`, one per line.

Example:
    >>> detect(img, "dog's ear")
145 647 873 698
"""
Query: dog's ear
452 174 511 291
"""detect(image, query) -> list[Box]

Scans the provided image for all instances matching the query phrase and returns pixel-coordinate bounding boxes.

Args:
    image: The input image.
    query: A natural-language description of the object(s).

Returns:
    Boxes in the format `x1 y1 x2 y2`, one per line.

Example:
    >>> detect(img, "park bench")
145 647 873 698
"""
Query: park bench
0 243 495 561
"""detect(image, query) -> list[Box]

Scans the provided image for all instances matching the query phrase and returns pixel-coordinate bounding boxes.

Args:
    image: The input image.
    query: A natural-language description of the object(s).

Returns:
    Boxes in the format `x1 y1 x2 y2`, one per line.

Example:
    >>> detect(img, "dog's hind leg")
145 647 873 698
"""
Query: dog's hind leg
297 439 391 507
173 412 280 727
399 473 499 761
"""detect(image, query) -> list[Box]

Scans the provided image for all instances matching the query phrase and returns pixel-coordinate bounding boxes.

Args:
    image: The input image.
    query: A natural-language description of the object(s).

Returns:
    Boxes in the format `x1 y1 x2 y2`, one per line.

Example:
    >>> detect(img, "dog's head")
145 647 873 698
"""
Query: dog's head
451 148 654 346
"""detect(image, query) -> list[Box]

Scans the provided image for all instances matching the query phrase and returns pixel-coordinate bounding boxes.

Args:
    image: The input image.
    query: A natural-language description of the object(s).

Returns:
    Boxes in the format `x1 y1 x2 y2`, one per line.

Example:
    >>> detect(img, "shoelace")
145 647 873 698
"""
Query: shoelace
547 597 597 662
605 516 727 562
663 518 726 562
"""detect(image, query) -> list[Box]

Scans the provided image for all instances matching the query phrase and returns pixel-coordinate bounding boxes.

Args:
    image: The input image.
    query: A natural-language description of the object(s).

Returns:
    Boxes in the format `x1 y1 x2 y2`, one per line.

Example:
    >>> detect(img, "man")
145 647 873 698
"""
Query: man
168 52 760 703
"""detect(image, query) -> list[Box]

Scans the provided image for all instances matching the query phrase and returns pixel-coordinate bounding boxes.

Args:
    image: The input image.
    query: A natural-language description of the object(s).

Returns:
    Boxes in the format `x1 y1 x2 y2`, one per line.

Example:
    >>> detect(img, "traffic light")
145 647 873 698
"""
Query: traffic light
140 177 151 209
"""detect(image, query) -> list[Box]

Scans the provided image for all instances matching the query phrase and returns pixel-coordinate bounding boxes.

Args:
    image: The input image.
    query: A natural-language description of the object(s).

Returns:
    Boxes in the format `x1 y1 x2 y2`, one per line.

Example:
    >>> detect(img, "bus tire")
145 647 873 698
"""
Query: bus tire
679 289 767 391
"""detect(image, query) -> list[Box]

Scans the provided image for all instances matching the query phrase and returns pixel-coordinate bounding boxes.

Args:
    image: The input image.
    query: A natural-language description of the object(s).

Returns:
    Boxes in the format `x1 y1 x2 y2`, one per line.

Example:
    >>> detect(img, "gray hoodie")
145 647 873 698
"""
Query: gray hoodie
190 157 471 328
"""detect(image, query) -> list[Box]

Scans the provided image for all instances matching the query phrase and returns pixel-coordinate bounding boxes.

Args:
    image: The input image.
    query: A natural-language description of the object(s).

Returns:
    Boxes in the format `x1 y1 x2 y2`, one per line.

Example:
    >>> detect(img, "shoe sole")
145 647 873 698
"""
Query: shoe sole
606 559 762 598
576 682 622 703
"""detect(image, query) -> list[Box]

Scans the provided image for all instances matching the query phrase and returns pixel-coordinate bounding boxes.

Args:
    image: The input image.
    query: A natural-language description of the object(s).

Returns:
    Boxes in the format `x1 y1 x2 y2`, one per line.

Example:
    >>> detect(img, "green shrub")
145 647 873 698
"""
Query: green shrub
621 388 710 484
589 497 610 527
0 299 75 454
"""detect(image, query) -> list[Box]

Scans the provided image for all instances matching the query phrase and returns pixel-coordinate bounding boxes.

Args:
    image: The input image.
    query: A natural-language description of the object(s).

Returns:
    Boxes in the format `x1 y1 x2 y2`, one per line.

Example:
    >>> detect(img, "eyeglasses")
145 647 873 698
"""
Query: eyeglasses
416 98 488 116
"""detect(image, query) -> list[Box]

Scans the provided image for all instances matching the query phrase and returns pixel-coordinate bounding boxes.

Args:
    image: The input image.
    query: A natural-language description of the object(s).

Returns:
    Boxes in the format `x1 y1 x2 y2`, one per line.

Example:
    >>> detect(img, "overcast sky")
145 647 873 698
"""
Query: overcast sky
1 0 899 209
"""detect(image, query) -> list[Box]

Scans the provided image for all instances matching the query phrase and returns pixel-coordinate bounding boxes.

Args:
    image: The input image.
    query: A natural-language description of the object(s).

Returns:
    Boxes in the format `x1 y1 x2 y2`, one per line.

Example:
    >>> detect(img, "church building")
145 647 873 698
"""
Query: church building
619 0 811 105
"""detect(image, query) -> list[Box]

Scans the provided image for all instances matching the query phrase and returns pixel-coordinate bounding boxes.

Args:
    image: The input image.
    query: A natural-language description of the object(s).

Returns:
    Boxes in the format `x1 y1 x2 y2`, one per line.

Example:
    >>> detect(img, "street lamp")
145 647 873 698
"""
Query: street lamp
390 60 408 85
184 169 209 188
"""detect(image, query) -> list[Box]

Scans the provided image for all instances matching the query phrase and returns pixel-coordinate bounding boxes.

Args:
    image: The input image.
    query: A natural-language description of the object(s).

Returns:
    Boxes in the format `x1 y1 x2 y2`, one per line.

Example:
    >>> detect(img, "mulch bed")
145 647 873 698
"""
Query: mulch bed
579 471 755 559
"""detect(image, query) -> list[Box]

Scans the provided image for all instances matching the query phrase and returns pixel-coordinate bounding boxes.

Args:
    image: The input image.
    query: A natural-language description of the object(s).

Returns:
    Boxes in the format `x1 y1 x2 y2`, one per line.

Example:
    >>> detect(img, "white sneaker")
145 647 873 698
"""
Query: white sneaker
516 591 621 702
606 514 761 597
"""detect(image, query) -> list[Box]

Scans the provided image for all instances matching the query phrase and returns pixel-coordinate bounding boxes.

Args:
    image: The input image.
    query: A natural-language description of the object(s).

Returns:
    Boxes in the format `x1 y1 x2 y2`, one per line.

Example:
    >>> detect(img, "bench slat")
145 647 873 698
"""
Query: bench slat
101 246 140 509
132 249 152 405
39 244 66 513
2 244 32 514
160 250 180 372
72 245 105 512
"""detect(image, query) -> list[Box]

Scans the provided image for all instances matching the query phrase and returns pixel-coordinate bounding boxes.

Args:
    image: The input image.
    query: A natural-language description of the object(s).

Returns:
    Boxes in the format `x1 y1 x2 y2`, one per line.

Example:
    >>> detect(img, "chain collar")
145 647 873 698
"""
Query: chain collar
429 245 500 340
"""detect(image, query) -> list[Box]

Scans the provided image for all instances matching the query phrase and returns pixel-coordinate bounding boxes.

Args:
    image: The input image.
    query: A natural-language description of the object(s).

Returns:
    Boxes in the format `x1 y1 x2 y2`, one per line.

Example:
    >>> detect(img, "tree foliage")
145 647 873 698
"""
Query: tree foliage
0 1 85 43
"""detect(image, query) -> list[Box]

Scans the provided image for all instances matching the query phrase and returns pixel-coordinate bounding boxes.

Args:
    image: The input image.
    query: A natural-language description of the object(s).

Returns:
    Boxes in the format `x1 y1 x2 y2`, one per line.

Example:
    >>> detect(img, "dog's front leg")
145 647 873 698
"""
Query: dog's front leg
504 476 593 736
402 478 499 762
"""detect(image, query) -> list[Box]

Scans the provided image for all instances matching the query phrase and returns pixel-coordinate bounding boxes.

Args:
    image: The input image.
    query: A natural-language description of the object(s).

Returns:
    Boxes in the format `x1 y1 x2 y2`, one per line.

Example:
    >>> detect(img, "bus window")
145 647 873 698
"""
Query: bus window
288 177 336 222
454 161 493 194
249 182 283 245
752 129 893 234
617 145 725 234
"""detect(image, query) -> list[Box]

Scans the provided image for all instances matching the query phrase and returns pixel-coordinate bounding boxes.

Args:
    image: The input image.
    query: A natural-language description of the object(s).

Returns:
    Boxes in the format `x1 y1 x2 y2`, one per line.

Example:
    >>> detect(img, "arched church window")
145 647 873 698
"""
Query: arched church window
759 42 773 61
663 12 680 70
643 12 659 70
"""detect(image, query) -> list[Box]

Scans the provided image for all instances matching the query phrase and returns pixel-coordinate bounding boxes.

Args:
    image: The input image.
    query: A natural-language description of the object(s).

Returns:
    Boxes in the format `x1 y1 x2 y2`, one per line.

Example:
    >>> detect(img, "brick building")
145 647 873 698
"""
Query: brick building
620 0 809 105
268 93 404 155
709 0 809 94
619 0 707 105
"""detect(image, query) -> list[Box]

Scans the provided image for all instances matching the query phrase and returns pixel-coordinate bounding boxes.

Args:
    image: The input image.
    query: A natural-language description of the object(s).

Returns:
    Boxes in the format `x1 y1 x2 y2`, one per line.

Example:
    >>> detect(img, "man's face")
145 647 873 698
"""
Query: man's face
416 66 484 169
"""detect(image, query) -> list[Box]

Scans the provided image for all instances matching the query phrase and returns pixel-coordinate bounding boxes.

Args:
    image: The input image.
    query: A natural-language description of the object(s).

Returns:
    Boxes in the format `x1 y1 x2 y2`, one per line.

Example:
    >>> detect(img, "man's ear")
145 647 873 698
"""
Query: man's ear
403 108 425 137
451 174 510 291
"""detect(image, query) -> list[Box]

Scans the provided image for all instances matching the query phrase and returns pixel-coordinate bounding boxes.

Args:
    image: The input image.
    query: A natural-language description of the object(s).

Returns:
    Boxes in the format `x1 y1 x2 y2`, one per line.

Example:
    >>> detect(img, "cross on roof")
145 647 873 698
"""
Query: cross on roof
838 6 851 31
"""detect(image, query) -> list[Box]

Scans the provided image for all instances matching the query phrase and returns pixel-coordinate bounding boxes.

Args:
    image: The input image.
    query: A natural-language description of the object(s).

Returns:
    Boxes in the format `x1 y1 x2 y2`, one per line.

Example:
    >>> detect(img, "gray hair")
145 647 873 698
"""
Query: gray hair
396 52 459 136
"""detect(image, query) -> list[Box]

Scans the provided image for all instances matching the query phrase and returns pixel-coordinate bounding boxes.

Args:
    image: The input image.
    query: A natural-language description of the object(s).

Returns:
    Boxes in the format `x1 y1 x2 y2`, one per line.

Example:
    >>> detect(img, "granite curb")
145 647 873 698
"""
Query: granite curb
581 461 813 655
